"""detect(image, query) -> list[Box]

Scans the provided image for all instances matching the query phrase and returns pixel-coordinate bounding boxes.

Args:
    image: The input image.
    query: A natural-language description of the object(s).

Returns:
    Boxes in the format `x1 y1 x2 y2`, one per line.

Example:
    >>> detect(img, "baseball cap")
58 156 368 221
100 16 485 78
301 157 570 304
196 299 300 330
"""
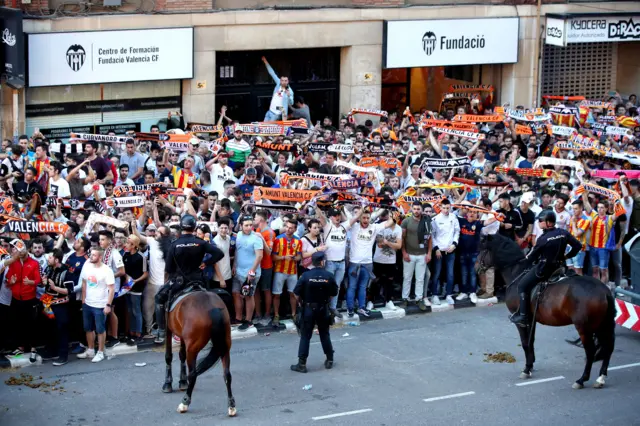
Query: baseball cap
328 208 341 217
246 167 257 176
189 137 200 146
146 224 158 231
218 151 229 158
521 191 536 204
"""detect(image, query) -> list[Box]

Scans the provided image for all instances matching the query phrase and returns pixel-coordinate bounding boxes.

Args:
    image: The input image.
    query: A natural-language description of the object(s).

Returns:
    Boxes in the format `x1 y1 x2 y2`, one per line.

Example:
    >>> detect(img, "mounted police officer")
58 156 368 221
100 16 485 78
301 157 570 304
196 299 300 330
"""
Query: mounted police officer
290 251 338 373
510 211 582 327
155 215 224 343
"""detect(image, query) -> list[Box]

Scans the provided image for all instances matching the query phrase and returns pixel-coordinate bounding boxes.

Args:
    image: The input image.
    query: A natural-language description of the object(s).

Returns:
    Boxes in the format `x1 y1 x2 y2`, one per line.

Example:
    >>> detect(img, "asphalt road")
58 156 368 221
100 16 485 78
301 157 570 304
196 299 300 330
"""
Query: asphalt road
1 305 639 426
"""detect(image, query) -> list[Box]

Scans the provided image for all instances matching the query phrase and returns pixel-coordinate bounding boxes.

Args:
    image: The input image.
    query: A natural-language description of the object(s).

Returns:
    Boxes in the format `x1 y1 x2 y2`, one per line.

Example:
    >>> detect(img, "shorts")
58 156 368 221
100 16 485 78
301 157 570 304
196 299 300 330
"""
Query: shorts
272 273 297 295
589 247 610 269
566 251 586 269
82 304 107 334
231 272 261 297
257 268 273 292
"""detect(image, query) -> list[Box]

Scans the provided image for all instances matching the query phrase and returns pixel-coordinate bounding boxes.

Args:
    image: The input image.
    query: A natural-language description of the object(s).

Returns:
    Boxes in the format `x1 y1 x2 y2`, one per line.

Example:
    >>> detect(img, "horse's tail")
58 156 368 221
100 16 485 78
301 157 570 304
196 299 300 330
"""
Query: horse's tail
604 290 617 337
194 307 228 377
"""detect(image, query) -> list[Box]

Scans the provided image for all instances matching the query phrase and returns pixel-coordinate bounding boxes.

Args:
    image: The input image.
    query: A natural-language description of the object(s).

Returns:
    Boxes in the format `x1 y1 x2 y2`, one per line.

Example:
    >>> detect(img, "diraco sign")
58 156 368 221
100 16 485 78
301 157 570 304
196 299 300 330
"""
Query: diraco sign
383 18 519 69
546 14 640 46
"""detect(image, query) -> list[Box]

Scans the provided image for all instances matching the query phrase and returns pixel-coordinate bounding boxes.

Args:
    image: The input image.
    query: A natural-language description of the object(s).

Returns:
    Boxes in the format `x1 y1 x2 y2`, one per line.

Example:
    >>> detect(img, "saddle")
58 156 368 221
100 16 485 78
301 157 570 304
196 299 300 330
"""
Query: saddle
531 267 577 301
168 282 207 312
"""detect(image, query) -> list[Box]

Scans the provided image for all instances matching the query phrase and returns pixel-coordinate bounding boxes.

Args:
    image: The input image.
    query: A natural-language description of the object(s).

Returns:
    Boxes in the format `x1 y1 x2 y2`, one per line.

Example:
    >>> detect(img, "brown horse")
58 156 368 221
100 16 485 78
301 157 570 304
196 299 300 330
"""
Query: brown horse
163 290 236 416
478 233 616 389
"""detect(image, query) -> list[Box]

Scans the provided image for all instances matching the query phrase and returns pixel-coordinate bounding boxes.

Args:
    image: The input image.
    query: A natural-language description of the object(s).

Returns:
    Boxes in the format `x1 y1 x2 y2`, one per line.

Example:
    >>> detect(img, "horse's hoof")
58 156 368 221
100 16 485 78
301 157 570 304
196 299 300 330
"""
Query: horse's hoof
178 381 188 391
572 382 584 390
593 375 606 389
177 403 189 413
519 371 532 379
228 407 237 417
162 384 173 393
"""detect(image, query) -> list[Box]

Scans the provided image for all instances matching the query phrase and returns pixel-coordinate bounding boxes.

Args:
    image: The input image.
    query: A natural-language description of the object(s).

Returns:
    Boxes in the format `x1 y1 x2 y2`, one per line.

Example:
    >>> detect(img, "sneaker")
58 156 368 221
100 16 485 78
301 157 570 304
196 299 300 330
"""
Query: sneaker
469 293 478 304
53 358 68 366
105 337 120 349
347 309 354 318
446 295 455 305
385 301 396 310
230 318 241 326
331 309 341 319
154 334 165 344
238 321 253 331
252 316 262 325
260 316 272 326
456 293 468 301
29 352 37 363
478 293 494 300
271 315 280 327
10 349 23 356
126 338 137 346
366 301 374 311
431 295 441 305
77 348 95 359
71 343 86 354
357 308 370 318
91 351 105 363
422 297 432 307
324 359 333 369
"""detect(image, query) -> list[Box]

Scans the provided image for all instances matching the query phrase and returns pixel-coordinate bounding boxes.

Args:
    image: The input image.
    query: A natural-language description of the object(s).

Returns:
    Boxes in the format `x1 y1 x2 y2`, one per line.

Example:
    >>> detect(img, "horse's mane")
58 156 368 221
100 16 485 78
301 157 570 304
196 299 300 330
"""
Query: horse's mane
158 235 173 264
487 233 525 269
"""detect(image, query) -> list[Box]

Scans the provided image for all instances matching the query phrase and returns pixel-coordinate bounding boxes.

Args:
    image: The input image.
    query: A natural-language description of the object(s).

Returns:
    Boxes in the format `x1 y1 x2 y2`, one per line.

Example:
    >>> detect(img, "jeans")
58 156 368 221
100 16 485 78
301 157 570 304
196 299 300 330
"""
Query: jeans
264 110 282 121
51 304 70 360
402 254 427 300
430 252 456 297
326 260 345 310
347 263 371 311
460 253 478 294
126 294 143 334
143 284 161 332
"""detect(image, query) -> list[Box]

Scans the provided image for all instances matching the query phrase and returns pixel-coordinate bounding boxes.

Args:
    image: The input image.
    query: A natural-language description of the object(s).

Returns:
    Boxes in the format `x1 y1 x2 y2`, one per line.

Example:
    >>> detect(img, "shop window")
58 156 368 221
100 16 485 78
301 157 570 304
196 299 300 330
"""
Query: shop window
444 65 474 83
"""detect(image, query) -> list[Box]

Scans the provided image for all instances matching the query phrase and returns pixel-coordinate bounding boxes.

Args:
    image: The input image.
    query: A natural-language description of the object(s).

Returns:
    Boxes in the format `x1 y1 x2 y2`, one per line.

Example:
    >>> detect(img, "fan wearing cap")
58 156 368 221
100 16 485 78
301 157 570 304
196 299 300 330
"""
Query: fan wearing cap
515 191 536 250
238 168 258 201
177 137 205 174
225 127 251 169
162 150 200 189
206 151 234 196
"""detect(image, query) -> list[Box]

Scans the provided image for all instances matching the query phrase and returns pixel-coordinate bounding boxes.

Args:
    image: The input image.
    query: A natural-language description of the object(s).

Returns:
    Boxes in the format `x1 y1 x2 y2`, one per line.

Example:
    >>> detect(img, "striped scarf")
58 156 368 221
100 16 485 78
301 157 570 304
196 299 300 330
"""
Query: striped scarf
575 183 625 216
494 167 554 178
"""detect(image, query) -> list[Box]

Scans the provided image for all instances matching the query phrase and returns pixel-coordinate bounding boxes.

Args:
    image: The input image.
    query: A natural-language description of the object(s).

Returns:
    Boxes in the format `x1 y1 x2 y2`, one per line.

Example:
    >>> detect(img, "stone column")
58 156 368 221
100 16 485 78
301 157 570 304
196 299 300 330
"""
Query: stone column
182 28 218 124
340 45 383 113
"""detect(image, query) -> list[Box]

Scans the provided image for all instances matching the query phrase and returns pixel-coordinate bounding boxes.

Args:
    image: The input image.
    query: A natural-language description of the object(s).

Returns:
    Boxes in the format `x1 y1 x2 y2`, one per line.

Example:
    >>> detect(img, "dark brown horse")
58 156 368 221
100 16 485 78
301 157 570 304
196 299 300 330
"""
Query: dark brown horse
478 233 616 389
163 290 236 416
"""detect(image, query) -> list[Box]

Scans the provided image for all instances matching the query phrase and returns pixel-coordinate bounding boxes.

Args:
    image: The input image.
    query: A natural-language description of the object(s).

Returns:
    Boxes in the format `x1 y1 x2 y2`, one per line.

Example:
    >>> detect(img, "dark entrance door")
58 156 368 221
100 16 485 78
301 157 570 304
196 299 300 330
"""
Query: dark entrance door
215 48 340 125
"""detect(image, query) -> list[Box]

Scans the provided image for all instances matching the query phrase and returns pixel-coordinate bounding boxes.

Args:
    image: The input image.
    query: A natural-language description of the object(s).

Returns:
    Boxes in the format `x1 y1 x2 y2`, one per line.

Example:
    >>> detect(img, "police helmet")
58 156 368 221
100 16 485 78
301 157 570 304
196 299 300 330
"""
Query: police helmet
180 214 197 232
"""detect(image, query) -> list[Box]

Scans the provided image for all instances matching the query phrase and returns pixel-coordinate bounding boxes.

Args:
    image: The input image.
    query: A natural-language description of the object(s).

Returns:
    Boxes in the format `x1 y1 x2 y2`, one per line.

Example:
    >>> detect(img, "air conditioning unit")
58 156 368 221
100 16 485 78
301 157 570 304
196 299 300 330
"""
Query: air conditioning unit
104 0 122 5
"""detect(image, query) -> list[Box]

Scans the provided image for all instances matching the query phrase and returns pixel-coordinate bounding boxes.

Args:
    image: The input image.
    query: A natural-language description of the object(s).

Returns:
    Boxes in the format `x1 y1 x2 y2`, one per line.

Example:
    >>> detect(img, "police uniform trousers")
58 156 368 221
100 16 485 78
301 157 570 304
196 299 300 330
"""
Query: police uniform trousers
298 303 334 360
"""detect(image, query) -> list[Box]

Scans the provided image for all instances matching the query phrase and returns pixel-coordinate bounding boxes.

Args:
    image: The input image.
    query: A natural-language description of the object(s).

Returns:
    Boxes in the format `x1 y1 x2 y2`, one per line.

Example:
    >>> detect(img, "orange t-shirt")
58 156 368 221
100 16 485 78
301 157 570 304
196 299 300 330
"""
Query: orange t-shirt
257 227 275 270
272 234 302 275
588 211 613 249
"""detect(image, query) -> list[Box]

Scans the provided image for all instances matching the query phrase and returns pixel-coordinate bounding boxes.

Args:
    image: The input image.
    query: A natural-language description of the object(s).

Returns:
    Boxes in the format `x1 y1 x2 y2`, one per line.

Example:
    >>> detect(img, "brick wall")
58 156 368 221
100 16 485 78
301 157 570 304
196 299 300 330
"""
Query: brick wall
164 0 210 11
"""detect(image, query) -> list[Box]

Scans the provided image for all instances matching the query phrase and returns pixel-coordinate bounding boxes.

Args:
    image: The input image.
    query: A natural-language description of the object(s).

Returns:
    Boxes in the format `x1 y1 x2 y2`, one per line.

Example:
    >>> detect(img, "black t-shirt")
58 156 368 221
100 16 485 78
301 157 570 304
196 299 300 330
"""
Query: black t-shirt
497 207 523 240
613 213 628 243
123 251 147 293
516 208 536 239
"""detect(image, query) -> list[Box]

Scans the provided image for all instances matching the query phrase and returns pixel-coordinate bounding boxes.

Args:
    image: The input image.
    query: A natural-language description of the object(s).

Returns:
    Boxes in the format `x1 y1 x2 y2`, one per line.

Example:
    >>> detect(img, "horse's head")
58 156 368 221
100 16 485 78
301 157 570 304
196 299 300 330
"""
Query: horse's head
479 233 525 270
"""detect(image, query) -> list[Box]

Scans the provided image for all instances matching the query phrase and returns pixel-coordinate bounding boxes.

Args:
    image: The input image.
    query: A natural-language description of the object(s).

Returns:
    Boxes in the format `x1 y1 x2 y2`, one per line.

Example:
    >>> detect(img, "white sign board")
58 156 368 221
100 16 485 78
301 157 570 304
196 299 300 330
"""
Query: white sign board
547 15 640 45
28 27 193 87
545 17 567 47
383 18 519 69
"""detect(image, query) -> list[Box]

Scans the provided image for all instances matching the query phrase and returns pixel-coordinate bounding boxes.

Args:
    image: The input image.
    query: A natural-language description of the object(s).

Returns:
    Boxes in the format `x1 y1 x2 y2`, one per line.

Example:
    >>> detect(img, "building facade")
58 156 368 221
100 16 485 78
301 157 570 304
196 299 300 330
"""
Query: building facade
1 1 639 139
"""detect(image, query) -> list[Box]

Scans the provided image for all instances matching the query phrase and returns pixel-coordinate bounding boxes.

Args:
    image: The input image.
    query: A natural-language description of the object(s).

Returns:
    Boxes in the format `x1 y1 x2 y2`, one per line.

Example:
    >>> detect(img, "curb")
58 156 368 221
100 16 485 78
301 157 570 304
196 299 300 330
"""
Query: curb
1 295 502 369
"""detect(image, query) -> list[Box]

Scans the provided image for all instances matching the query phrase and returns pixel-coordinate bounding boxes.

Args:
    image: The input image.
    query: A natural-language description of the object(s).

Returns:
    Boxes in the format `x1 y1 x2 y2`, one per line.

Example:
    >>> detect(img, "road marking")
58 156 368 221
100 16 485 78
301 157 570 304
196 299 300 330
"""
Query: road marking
609 362 640 371
515 376 565 387
312 408 372 421
423 391 475 402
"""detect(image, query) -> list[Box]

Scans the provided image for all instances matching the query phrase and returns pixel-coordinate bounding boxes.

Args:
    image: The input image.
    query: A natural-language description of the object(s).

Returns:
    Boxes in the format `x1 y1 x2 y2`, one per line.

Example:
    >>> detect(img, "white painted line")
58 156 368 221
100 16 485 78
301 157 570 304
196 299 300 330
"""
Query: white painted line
423 391 475 403
609 362 640 371
312 408 372 421
515 376 565 387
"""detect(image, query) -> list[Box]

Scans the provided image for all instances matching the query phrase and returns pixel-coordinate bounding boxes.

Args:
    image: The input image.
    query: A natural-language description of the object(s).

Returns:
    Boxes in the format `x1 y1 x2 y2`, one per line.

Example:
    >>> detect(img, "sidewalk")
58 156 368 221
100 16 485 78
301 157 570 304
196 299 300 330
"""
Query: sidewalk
0 295 500 369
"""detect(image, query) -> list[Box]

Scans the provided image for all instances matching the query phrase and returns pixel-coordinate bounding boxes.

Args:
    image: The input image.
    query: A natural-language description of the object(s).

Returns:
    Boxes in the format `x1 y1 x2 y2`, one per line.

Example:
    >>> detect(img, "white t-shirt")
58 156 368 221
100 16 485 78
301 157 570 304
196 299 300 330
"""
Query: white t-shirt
103 249 124 292
349 222 386 264
146 238 166 286
83 182 106 199
373 225 402 264
209 163 234 195
481 214 500 236
80 261 115 309
49 177 71 198
323 221 350 262
555 209 572 231
213 234 232 280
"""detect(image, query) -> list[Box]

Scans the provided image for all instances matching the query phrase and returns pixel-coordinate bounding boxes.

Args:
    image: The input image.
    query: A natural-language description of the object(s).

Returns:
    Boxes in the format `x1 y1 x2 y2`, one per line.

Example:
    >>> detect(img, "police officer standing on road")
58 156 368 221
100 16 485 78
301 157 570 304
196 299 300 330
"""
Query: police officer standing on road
510 211 582 327
155 215 224 343
290 251 338 373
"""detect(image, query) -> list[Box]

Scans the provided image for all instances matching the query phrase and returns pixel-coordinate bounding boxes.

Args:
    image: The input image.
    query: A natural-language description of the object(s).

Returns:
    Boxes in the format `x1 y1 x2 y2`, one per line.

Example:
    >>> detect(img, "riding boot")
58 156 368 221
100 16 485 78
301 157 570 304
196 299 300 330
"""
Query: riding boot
290 357 307 373
155 304 166 343
510 292 530 327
